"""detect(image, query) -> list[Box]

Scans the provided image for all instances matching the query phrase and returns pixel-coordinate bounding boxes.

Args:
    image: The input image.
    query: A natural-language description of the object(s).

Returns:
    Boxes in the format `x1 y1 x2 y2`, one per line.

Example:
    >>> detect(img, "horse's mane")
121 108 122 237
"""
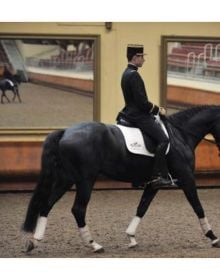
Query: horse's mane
168 105 220 127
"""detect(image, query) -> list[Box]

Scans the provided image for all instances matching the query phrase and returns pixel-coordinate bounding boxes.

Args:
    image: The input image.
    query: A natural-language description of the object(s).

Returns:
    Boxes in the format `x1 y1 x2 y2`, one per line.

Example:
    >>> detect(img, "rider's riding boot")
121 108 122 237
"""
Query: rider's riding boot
150 142 173 190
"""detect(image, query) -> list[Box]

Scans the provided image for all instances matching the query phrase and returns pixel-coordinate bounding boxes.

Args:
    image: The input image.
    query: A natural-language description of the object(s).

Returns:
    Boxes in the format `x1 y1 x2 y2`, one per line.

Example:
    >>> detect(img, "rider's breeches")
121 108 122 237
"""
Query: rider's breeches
137 116 169 177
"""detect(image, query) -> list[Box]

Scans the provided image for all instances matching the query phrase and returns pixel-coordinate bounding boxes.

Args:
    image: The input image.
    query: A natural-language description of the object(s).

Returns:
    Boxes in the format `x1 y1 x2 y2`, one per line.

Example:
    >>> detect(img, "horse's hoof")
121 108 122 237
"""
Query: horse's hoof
94 247 105 253
127 235 138 248
128 241 138 248
212 240 220 248
24 239 37 253
25 240 35 252
91 241 104 253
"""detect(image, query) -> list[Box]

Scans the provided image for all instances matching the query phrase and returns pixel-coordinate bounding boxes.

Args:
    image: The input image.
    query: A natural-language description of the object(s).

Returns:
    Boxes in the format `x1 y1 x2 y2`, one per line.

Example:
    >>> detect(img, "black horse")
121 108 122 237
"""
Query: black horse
22 105 220 253
0 75 21 104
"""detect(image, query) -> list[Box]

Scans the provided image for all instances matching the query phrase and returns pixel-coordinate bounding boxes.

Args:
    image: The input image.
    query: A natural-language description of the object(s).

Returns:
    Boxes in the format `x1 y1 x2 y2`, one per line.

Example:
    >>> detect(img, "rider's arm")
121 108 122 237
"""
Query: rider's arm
130 72 159 115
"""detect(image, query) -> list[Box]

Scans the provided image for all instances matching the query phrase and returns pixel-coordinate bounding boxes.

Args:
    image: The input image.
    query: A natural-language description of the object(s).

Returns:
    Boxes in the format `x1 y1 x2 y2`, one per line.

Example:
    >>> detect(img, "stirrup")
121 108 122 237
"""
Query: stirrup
144 174 178 189
145 177 161 185
168 173 178 186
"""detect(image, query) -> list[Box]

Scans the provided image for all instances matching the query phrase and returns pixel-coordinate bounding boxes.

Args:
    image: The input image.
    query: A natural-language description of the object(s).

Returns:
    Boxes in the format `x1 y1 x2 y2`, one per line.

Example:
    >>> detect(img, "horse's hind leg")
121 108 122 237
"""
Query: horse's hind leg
24 178 72 252
182 180 220 248
23 129 66 252
71 179 104 253
1 90 10 103
126 186 158 248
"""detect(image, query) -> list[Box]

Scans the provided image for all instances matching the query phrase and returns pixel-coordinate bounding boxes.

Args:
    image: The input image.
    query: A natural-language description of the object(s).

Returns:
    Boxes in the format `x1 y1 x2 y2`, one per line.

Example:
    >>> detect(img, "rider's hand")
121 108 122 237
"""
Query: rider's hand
159 107 166 116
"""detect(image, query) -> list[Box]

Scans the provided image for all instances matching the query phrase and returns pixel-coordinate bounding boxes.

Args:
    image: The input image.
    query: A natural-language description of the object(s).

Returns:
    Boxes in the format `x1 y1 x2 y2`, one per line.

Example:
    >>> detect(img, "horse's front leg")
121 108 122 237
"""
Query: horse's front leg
13 87 21 103
17 89 22 103
126 186 158 248
182 179 220 248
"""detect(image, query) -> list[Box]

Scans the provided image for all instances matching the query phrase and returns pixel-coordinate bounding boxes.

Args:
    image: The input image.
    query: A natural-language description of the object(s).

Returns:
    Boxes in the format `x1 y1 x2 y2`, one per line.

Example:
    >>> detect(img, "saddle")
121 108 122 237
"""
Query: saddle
116 116 170 157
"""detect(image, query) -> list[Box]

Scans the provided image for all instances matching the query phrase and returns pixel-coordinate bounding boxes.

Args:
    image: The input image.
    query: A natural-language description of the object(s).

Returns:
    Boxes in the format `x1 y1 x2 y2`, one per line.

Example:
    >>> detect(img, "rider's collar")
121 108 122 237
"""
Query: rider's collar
127 63 138 71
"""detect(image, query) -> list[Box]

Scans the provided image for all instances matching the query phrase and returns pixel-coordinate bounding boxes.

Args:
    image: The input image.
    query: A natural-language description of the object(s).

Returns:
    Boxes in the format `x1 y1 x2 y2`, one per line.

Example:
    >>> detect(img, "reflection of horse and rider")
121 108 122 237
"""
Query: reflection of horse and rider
117 44 173 189
0 64 22 103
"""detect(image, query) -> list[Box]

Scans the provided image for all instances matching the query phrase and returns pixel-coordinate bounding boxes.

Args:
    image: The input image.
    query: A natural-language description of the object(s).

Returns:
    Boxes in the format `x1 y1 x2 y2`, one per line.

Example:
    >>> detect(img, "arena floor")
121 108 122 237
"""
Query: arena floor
1 189 220 258
0 82 93 128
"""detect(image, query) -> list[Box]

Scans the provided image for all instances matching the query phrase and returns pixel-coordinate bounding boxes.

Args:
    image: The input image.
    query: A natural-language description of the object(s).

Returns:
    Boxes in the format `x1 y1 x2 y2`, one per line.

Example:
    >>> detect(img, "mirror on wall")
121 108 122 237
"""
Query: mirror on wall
161 36 220 115
0 34 100 129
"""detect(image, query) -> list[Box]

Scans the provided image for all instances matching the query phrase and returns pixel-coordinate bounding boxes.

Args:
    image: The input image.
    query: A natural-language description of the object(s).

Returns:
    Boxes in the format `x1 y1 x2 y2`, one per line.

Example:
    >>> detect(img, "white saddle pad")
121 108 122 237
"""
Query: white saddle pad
6 79 14 87
117 115 170 157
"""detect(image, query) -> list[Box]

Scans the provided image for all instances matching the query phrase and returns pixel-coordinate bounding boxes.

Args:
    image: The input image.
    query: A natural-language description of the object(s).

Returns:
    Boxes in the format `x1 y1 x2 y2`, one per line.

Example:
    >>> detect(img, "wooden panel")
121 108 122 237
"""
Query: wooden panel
27 72 94 93
167 85 220 106
0 139 219 191
0 142 42 175
195 140 220 170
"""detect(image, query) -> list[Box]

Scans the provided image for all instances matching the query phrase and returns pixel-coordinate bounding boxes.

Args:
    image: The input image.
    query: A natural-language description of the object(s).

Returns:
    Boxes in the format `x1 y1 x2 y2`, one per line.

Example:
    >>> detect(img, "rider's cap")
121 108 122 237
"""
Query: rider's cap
127 44 147 60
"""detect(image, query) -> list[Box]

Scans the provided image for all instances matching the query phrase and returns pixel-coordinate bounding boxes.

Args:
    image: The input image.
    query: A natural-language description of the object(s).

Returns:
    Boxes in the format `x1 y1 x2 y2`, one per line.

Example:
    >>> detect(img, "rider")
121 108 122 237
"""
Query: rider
116 44 172 189
3 65 13 78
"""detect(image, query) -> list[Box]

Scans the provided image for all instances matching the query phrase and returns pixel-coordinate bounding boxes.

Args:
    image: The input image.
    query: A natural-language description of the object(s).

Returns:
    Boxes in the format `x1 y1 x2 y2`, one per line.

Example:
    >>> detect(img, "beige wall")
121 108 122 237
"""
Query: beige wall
1 22 220 124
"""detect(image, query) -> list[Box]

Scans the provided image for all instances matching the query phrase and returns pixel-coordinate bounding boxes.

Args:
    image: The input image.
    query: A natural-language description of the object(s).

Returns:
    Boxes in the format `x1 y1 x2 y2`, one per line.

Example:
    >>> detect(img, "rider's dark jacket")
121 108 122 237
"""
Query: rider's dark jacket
116 64 159 123
3 69 13 79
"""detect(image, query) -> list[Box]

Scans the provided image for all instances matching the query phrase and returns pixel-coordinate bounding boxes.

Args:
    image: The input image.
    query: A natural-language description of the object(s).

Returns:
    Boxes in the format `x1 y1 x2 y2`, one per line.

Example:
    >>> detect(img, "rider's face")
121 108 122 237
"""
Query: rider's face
134 55 145 67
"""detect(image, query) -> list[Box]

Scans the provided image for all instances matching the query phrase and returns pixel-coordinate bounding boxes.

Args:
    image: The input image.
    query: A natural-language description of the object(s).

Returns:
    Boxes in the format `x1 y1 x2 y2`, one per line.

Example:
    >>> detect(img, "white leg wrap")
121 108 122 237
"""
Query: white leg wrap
199 217 211 234
79 225 103 251
33 216 47 240
79 225 93 246
126 216 141 236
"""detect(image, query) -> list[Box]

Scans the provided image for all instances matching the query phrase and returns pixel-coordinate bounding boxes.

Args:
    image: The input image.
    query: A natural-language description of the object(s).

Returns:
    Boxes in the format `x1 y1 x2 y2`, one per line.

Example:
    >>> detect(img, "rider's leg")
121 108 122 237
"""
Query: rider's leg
152 139 169 176
150 139 172 189
138 117 172 188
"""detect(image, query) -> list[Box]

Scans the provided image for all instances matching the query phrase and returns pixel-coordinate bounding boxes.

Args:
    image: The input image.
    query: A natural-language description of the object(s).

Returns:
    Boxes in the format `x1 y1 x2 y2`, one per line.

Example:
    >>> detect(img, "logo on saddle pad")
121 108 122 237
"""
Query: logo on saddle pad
130 142 142 148
117 119 170 157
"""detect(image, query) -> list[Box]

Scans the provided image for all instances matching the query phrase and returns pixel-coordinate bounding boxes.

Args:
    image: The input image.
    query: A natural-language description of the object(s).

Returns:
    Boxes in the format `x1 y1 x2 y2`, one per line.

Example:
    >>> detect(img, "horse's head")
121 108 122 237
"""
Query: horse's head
210 117 220 155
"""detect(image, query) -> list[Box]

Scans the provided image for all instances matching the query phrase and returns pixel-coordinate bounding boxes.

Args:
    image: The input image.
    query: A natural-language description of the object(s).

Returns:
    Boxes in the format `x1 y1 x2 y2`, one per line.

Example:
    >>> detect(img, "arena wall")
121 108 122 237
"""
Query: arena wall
0 138 219 191
167 85 220 107
27 71 93 93
0 22 220 190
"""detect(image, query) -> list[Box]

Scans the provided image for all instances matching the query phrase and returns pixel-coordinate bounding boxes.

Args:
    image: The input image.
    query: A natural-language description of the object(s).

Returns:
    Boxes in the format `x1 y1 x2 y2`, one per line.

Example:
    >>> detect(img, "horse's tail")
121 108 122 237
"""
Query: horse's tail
22 129 65 233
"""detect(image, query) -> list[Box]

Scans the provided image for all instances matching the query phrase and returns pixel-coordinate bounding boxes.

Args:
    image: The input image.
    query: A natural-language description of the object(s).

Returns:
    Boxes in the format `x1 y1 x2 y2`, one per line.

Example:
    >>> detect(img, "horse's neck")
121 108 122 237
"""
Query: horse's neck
169 109 216 150
185 120 210 149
